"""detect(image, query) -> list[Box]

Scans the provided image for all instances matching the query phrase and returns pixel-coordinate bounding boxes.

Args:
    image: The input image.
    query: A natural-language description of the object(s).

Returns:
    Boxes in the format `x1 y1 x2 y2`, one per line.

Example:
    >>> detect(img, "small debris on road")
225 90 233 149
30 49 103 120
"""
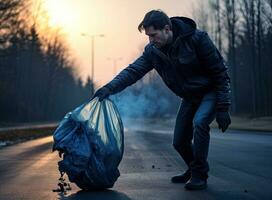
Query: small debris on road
52 173 71 193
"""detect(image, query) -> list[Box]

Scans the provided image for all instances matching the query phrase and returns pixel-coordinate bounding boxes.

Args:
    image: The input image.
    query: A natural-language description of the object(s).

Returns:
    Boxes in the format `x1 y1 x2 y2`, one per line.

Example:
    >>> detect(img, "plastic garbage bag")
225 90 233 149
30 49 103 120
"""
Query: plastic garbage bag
52 97 124 190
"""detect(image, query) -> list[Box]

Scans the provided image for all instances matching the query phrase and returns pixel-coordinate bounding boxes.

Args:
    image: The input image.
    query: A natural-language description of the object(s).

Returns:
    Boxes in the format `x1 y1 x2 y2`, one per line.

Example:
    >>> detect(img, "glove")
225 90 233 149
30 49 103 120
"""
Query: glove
216 111 231 133
91 87 111 101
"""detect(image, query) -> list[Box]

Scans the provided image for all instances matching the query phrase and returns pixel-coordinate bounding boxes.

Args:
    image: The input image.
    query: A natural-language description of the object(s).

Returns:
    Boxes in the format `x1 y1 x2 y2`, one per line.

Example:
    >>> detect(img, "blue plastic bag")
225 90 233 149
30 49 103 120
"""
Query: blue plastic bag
52 98 124 190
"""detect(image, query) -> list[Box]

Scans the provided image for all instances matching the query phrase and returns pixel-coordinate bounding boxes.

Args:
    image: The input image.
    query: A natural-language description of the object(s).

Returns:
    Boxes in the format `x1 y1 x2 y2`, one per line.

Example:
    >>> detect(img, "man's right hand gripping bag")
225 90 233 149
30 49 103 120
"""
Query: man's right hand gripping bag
52 98 124 190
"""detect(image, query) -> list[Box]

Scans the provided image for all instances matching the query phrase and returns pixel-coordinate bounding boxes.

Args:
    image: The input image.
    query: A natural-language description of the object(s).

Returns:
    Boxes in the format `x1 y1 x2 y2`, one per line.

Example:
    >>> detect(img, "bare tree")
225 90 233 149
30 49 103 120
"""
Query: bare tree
223 0 238 113
209 0 223 51
192 1 209 32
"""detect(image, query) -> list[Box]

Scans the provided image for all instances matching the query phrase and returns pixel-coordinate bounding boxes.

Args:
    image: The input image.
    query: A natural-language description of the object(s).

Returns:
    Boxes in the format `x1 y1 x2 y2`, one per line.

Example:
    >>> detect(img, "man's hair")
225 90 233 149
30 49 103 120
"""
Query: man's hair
138 9 172 32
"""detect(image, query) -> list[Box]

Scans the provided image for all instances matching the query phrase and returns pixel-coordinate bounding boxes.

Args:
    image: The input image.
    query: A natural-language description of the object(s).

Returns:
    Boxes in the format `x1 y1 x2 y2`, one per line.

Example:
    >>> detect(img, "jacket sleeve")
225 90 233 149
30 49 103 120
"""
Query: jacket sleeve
104 45 154 94
196 31 231 111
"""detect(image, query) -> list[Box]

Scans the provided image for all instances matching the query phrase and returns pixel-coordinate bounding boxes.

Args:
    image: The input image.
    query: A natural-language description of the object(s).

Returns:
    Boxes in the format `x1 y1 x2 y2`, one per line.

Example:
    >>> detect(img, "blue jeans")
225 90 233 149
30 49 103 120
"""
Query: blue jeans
173 90 216 180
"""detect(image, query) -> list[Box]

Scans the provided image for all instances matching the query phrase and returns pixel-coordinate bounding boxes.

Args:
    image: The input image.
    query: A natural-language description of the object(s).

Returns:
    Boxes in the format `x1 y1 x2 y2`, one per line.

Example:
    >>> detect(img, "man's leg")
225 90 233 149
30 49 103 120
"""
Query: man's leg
190 90 216 182
172 99 197 173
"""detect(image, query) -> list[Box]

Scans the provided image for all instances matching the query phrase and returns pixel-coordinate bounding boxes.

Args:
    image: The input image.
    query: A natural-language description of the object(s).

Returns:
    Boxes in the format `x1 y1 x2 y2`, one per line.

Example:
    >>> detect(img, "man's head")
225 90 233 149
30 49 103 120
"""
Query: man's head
138 10 173 49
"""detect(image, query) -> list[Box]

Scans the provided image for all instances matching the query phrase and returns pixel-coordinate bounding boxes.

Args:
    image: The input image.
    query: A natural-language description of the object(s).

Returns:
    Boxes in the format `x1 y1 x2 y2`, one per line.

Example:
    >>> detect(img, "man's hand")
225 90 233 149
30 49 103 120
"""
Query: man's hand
91 87 111 101
216 111 231 133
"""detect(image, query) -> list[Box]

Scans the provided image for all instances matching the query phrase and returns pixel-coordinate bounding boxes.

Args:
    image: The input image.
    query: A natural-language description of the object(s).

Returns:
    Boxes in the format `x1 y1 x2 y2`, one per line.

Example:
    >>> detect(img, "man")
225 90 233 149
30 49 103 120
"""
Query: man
92 10 231 190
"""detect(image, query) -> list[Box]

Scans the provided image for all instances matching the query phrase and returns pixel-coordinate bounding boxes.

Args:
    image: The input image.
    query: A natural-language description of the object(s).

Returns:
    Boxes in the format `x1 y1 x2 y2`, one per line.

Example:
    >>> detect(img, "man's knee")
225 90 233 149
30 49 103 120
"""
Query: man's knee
193 118 210 132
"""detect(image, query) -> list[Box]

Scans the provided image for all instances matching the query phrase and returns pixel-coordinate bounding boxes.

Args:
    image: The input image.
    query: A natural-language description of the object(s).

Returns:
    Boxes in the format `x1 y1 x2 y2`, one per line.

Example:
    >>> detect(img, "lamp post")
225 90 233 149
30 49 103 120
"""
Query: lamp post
107 57 123 76
81 33 105 95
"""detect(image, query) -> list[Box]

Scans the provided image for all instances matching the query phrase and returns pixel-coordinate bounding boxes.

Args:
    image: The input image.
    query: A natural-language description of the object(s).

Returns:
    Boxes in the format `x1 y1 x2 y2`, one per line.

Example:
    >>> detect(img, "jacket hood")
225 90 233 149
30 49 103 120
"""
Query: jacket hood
170 17 196 38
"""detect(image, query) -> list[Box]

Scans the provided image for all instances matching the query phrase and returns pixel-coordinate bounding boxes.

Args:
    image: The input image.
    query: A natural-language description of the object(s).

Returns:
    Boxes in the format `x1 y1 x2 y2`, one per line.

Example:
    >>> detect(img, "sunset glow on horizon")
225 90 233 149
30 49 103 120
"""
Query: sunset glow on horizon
39 0 196 87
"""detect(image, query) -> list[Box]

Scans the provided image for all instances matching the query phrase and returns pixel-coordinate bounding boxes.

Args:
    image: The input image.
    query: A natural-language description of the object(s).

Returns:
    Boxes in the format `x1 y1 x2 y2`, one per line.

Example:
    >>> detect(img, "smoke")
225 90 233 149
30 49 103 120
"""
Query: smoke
111 71 180 121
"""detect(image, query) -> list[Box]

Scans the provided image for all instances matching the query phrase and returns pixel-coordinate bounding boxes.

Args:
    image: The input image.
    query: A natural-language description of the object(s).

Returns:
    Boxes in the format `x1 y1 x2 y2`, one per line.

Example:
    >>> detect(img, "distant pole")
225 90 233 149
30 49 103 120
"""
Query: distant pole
107 57 123 76
81 33 105 95
91 35 94 95
113 59 117 75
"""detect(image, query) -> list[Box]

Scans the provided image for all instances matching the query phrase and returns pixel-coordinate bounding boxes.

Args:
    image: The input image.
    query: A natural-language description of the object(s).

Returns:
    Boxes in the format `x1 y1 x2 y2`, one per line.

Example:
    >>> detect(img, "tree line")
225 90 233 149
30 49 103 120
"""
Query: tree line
0 0 93 123
194 0 272 117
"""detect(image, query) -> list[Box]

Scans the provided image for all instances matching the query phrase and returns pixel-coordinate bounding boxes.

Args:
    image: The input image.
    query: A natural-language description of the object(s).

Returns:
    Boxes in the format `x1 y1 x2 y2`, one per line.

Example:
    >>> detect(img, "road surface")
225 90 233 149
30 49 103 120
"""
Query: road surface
0 124 271 200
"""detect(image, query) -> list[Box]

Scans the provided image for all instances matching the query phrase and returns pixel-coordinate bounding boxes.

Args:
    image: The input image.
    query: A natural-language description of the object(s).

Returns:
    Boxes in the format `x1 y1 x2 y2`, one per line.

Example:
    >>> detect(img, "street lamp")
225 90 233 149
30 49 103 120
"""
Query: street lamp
81 33 105 95
107 57 123 76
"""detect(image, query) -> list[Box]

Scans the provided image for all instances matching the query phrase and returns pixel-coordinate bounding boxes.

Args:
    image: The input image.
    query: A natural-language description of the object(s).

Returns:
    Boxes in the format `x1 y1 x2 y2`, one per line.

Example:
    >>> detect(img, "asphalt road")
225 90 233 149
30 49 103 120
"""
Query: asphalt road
0 125 271 200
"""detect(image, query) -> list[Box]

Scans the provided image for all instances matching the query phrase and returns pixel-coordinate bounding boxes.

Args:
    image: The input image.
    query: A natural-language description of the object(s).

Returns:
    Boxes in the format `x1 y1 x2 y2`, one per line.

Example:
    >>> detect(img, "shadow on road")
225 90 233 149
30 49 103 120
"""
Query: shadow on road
57 189 133 200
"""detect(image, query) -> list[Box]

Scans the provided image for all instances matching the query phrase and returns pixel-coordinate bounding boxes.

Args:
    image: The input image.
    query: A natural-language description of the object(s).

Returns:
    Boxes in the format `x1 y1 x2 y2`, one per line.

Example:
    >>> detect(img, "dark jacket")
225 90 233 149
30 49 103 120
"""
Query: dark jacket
104 17 231 110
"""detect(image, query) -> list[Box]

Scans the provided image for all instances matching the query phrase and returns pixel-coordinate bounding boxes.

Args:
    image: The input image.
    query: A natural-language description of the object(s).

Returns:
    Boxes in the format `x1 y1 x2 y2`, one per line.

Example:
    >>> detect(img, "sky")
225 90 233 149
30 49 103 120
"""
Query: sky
40 0 197 87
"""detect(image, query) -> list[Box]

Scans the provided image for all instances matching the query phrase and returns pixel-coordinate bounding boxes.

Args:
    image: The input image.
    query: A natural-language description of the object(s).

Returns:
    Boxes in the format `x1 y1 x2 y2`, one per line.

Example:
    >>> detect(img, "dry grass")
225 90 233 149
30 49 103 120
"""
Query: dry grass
0 126 57 145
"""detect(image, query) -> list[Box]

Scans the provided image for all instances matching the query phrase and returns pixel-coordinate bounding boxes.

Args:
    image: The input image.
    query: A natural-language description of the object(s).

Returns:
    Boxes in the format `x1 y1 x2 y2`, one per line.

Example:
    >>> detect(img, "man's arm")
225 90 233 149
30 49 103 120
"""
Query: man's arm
195 31 231 111
93 45 154 100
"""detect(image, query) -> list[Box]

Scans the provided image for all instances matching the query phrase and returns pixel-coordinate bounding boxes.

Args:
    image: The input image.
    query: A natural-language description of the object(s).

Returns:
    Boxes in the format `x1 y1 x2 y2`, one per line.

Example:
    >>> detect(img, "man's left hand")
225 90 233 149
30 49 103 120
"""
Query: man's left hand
216 111 231 133
91 87 111 102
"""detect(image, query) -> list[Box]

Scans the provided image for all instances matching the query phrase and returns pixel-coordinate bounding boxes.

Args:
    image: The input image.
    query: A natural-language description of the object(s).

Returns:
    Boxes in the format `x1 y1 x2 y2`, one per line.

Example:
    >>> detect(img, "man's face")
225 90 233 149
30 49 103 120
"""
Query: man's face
145 25 172 49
